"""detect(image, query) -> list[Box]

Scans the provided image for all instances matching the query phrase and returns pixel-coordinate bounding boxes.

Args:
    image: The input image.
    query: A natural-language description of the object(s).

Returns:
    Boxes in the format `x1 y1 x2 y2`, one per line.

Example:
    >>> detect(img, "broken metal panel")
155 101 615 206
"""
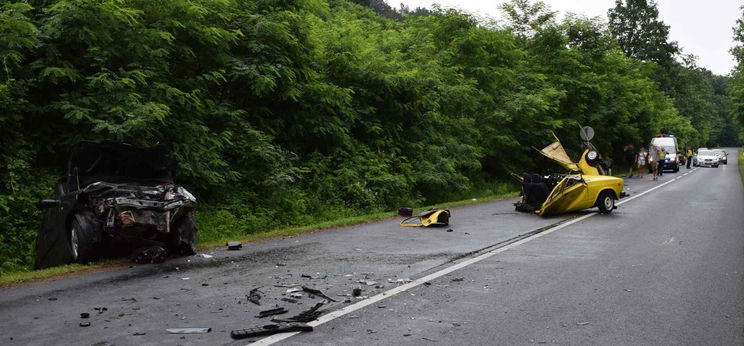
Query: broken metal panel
166 328 212 334
539 140 580 171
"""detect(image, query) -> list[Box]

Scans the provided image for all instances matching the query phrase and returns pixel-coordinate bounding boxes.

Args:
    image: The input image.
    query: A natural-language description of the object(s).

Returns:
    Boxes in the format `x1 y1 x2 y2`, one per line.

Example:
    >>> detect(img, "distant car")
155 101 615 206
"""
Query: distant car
35 141 197 269
712 149 728 164
694 149 720 168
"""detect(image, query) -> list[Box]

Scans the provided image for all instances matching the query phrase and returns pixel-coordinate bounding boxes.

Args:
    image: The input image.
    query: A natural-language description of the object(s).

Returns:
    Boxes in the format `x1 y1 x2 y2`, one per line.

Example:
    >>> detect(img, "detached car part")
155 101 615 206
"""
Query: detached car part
400 208 450 227
35 141 197 269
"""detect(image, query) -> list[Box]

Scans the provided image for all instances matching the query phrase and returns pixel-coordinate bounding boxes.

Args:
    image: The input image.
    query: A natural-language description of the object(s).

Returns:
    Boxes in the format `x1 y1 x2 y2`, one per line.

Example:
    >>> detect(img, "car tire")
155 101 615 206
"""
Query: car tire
169 213 197 256
597 191 615 214
714 164 719 168
70 215 98 264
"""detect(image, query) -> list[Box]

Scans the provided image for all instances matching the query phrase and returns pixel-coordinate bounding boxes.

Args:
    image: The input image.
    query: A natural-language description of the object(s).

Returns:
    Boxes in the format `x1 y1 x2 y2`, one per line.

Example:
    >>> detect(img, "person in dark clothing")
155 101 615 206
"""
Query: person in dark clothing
623 144 636 177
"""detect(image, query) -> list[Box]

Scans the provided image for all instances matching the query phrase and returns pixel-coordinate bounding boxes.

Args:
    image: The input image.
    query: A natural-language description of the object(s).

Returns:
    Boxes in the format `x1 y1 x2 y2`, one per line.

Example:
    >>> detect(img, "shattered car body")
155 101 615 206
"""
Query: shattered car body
514 132 625 216
35 141 197 269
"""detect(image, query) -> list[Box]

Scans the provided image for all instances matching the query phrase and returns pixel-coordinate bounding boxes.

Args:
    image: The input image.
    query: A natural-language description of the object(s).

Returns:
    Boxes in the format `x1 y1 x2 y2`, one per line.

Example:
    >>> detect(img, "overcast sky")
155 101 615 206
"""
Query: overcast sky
396 0 742 76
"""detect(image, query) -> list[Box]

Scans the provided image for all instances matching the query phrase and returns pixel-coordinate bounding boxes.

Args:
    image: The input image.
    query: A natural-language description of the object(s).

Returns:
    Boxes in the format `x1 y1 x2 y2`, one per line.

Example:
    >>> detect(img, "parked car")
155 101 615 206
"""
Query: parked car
514 129 625 216
35 141 197 268
693 149 720 168
650 135 680 172
712 149 728 164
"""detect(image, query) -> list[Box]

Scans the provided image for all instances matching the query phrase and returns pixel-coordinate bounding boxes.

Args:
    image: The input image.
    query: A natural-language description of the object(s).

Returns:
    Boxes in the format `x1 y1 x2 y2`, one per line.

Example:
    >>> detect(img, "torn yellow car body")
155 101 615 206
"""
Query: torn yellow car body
521 139 624 216
400 209 450 227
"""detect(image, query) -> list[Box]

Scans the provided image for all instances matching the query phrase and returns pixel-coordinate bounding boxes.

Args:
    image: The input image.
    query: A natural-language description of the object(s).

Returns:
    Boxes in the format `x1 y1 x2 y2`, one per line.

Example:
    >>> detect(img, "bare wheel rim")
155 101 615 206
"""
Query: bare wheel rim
71 226 79 260
603 195 614 210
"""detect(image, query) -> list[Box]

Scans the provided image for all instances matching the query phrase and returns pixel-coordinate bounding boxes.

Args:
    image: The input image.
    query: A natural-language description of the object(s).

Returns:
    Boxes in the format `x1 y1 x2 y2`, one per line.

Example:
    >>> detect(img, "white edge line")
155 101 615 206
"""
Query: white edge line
249 168 695 345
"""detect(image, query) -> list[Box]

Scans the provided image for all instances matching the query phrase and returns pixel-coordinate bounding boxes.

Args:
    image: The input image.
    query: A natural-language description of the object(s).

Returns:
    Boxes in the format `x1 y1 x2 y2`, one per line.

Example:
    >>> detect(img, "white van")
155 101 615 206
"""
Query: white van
650 135 680 172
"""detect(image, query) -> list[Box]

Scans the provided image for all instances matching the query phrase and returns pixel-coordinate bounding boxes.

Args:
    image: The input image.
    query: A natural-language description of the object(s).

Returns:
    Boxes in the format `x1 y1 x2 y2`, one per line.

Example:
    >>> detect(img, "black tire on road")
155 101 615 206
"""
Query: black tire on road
597 191 615 214
70 215 98 264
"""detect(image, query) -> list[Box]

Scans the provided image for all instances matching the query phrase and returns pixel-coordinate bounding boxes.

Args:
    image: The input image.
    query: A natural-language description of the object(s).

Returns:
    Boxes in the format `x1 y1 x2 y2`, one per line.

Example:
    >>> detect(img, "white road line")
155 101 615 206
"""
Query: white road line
248 168 696 345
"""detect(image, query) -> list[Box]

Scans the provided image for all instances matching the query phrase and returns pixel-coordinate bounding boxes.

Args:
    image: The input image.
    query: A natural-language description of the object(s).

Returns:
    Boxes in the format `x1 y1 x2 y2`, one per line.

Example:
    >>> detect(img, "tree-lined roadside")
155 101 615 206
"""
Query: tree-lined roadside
0 0 740 274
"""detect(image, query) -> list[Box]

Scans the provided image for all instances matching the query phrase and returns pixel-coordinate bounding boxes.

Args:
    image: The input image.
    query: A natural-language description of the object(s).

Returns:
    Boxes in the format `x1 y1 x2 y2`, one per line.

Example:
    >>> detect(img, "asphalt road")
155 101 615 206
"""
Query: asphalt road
1 149 742 345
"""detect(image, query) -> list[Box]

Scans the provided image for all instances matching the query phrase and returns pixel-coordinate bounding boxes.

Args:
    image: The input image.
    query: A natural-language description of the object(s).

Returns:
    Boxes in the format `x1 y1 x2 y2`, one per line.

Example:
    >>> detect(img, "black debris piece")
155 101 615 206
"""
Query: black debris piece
133 332 146 336
271 303 325 323
398 207 414 217
281 298 297 304
80 322 91 327
301 287 336 302
257 307 288 318
48 297 58 301
80 313 90 319
352 288 362 297
131 246 167 264
451 277 464 282
446 229 453 232
226 241 242 250
201 283 209 287
247 287 263 305
230 323 313 339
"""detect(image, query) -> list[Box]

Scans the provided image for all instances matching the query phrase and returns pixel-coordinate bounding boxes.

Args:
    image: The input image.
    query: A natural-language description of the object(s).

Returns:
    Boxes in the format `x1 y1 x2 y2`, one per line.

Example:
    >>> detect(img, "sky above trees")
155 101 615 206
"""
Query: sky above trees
398 0 741 76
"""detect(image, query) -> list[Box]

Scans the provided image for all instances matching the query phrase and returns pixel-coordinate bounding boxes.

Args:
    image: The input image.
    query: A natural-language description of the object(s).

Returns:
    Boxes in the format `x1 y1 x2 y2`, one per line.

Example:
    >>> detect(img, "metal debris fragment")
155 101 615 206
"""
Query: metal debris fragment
301 287 336 302
247 287 263 305
258 307 288 318
272 303 325 323
226 241 242 250
166 328 212 334
230 323 313 339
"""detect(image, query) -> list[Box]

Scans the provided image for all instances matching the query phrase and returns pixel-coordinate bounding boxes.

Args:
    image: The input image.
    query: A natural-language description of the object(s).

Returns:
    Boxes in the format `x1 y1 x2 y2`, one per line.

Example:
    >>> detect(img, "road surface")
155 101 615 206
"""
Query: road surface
1 149 742 345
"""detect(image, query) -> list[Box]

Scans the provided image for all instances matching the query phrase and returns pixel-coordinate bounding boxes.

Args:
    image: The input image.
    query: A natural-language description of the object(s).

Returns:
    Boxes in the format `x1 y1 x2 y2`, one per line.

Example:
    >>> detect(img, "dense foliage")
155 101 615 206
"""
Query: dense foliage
0 0 740 273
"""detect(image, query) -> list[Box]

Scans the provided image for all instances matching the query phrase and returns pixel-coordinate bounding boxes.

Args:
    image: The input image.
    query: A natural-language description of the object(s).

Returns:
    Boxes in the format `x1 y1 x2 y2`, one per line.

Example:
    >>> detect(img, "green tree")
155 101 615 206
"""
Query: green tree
607 0 679 64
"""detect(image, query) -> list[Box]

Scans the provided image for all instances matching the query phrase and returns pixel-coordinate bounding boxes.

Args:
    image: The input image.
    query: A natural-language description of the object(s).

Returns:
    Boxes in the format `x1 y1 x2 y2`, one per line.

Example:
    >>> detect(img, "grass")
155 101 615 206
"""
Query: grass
739 149 744 187
0 259 125 287
0 190 519 287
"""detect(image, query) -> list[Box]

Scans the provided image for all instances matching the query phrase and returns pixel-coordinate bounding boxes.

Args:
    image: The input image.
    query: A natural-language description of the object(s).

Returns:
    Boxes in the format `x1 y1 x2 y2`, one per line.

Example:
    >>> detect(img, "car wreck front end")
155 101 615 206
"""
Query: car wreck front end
35 141 198 269
81 182 196 255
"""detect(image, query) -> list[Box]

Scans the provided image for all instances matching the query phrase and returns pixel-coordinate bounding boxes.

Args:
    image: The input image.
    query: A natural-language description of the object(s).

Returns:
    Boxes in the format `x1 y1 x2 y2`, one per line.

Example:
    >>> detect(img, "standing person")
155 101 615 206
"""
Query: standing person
657 148 667 177
624 144 636 178
686 147 693 169
649 146 660 180
637 146 647 179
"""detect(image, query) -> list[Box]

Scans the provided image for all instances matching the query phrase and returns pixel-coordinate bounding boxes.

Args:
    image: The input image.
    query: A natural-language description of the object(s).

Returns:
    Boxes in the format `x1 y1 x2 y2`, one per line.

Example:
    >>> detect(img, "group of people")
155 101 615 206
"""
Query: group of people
624 144 694 181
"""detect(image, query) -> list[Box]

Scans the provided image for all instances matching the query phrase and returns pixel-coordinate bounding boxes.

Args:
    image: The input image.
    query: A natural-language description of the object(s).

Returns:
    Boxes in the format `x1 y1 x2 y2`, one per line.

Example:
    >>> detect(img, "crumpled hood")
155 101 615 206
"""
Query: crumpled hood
68 141 175 187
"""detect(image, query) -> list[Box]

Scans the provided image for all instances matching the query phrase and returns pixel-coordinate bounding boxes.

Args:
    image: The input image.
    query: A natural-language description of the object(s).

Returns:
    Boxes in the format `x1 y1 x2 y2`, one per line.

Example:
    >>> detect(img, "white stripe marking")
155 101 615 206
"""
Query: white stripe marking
249 168 696 345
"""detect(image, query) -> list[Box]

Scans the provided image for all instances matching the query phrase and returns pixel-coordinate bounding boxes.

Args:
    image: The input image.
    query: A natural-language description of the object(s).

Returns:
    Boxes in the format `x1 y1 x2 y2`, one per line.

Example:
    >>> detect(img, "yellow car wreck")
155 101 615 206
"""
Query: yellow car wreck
513 130 625 216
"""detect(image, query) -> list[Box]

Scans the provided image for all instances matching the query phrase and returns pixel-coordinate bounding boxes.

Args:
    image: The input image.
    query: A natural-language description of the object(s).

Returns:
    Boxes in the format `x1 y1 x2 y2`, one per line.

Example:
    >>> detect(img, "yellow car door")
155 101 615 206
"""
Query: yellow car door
538 175 593 216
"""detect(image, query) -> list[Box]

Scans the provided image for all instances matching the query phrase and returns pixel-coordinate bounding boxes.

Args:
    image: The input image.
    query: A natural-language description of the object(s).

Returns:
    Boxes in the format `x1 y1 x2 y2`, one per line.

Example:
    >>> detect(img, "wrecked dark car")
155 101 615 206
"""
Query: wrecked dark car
35 141 197 269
